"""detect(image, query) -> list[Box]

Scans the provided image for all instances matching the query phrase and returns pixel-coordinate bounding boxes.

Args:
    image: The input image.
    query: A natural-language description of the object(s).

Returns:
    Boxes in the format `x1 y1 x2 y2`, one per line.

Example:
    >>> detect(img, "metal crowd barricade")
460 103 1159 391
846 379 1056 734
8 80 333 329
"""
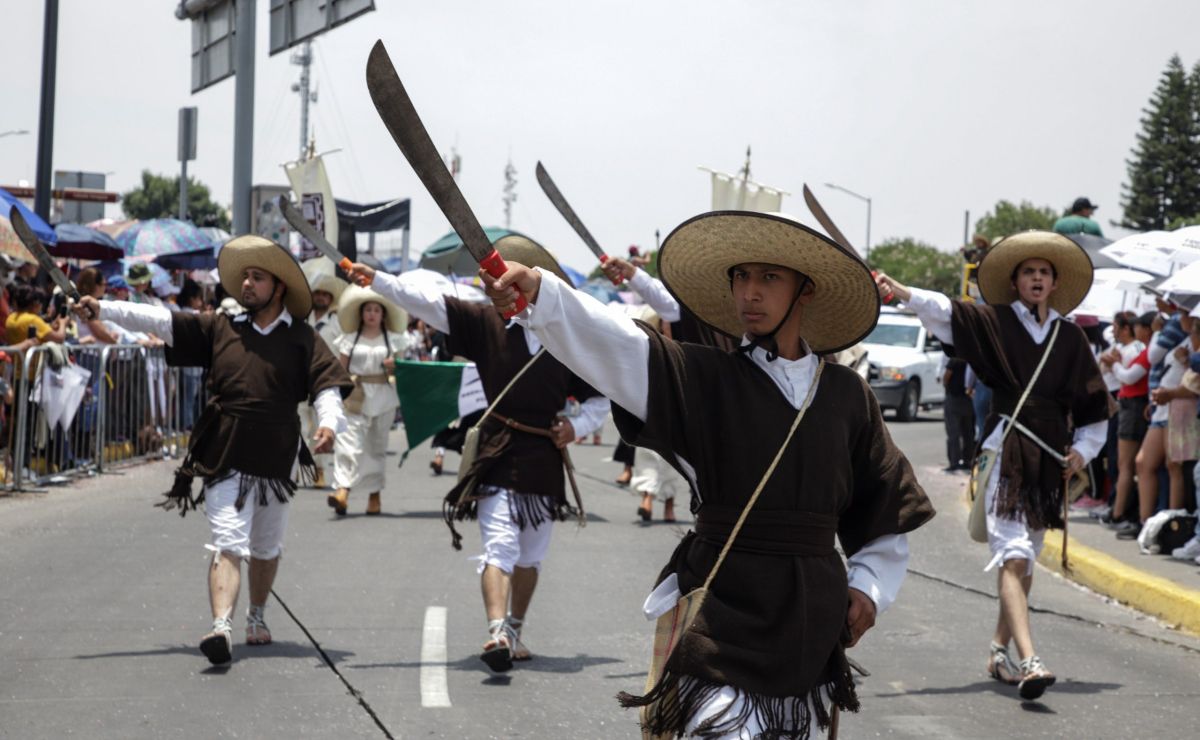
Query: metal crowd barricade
1 342 206 493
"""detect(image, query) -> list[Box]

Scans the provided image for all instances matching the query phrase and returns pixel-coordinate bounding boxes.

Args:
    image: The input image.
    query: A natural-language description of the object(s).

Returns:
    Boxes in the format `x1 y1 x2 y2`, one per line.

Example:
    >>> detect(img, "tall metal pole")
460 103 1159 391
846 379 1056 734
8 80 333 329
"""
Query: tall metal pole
179 159 189 220
232 0 257 235
865 197 872 260
292 40 313 160
963 210 970 246
33 0 59 221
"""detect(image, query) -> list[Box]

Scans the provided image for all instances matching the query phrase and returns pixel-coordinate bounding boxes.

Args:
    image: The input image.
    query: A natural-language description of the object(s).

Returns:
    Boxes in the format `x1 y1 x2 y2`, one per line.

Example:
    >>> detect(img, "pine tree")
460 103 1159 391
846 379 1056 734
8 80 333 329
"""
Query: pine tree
1119 55 1200 231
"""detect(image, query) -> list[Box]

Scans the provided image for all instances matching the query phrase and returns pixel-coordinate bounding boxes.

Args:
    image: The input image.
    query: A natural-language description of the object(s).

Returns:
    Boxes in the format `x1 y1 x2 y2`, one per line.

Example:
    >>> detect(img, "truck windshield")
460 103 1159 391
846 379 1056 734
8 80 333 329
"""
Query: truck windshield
864 323 921 348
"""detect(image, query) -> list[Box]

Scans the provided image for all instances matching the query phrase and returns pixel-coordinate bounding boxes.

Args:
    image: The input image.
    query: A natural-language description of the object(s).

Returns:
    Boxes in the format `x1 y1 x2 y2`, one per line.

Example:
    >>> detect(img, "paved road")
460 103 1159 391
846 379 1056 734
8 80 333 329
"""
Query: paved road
1 412 1197 739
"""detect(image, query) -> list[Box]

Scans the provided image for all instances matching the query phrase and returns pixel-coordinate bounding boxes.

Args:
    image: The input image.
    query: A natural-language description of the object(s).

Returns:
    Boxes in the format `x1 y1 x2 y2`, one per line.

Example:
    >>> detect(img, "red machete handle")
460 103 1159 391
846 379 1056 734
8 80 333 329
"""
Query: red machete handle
479 249 528 317
598 254 623 286
339 257 371 287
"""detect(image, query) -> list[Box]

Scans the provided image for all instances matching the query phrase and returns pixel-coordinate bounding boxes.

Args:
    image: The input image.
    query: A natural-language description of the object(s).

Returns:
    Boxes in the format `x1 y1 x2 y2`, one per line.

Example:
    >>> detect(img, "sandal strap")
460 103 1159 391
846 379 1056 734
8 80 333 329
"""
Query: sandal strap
211 616 233 634
247 605 268 629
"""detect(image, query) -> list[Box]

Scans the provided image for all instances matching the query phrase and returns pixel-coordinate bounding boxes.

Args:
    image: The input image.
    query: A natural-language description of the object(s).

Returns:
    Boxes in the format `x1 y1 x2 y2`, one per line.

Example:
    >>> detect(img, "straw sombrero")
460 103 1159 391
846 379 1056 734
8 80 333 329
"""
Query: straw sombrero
337 284 407 334
301 257 348 302
218 235 312 318
658 211 879 354
495 234 570 284
977 231 1093 315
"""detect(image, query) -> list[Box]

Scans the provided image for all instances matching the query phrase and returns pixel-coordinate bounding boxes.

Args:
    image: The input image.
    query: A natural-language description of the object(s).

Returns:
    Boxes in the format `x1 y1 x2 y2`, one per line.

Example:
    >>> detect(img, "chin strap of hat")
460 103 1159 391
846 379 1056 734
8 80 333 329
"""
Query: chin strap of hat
735 276 812 363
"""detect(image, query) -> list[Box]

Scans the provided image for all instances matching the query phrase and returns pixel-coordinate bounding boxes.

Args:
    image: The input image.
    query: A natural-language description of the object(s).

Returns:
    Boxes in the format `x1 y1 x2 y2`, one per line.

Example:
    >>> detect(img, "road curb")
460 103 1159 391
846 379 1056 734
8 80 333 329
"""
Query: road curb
1038 532 1200 635
957 489 1200 635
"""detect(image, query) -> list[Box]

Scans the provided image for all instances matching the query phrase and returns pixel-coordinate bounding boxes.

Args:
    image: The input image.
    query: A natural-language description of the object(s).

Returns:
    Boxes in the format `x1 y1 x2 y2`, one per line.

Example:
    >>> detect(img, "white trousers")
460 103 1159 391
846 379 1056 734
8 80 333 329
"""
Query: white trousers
204 474 291 561
982 451 1045 576
631 449 686 502
332 411 391 495
476 489 554 574
684 684 829 739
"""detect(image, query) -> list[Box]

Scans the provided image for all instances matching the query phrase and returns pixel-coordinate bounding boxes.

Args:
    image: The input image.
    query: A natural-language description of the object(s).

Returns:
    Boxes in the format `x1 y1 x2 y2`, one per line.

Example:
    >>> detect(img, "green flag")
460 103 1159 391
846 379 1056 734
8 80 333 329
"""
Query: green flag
393 360 473 453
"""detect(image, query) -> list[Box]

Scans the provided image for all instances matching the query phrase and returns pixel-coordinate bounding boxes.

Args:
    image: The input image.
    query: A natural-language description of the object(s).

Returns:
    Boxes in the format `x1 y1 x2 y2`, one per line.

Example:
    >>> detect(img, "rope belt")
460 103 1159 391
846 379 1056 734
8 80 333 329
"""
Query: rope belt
491 412 586 526
354 372 391 384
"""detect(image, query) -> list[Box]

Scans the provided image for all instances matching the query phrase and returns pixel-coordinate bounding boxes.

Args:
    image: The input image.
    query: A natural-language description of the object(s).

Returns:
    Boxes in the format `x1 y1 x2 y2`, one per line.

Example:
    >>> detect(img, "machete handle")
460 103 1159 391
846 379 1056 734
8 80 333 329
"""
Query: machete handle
479 248 528 317
871 270 894 304
598 254 623 286
340 257 370 287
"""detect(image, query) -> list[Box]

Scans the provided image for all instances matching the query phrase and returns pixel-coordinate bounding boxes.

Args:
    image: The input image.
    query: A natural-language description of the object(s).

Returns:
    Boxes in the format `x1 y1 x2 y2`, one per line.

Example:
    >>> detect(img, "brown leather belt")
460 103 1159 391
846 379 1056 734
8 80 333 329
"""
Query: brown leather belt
491 412 586 526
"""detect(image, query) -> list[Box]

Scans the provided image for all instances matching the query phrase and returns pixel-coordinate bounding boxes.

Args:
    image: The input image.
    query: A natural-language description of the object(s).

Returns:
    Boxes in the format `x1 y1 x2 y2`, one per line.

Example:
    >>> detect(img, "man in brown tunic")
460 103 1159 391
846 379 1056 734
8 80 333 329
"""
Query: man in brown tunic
347 236 609 673
877 231 1111 700
77 236 353 666
484 211 934 738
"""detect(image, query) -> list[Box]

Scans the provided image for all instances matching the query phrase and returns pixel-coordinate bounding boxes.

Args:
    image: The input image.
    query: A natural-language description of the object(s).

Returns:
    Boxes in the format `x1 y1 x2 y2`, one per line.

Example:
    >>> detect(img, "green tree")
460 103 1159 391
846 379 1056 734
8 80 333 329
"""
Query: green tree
869 237 961 297
974 200 1058 241
121 170 230 230
1119 55 1200 231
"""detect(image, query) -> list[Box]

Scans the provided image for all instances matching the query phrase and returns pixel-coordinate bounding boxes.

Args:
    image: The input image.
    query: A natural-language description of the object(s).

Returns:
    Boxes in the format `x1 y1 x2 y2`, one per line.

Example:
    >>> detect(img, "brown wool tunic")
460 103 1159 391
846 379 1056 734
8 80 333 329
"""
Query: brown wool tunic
164 312 353 490
442 299 599 527
947 302 1112 529
611 327 935 735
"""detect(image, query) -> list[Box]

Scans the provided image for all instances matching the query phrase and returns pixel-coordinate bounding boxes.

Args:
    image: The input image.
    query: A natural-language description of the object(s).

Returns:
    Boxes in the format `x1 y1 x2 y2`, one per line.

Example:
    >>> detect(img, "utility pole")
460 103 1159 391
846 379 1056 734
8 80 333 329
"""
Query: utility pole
231 0 256 235
291 40 317 160
502 157 518 229
34 0 59 221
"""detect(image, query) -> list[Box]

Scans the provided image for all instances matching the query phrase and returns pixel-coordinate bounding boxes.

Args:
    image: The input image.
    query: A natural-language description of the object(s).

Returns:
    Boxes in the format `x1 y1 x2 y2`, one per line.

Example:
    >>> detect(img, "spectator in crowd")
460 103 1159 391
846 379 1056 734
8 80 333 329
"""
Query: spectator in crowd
177 280 206 431
1152 315 1200 508
74 268 119 345
1132 305 1190 528
940 354 976 471
126 264 168 443
1052 197 1104 237
1100 312 1153 534
5 284 67 347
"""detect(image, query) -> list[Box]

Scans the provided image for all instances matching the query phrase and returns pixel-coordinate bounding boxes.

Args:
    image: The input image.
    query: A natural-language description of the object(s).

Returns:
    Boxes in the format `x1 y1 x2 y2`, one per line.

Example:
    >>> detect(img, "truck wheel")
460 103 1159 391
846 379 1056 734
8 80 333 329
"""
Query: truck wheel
895 381 920 422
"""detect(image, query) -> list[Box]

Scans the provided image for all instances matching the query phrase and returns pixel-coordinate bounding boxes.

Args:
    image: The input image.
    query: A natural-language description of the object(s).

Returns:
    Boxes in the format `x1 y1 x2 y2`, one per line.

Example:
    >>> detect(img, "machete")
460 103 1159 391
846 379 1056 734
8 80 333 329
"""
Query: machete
802 184 891 303
277 198 369 286
365 40 526 315
8 206 95 319
534 161 620 285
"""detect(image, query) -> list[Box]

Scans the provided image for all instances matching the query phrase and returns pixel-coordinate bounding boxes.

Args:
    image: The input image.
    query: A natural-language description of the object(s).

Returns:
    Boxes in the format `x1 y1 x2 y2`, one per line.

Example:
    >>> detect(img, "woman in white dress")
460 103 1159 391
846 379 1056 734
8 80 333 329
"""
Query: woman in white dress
328 285 406 516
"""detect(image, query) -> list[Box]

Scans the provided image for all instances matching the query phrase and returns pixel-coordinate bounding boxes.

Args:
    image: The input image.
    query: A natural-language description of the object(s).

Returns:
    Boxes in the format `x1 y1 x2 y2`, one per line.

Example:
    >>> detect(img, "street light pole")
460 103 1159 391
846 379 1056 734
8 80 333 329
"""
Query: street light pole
34 0 59 221
824 182 873 260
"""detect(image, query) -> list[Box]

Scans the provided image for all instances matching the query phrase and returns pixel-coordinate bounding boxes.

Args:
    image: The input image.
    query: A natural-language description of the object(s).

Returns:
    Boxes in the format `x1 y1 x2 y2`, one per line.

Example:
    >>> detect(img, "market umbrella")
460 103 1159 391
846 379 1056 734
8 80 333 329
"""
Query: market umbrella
88 218 138 239
51 223 124 260
155 247 216 271
1073 267 1156 318
0 188 56 261
1066 232 1119 269
1155 260 1200 295
560 264 587 287
1099 231 1177 276
115 218 215 259
419 226 521 276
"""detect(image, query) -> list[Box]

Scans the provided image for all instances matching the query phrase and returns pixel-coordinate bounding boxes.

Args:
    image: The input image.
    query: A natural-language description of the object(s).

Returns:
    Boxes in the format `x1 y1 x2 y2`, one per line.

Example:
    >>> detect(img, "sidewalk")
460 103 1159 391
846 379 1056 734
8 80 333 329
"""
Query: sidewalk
947 470 1200 635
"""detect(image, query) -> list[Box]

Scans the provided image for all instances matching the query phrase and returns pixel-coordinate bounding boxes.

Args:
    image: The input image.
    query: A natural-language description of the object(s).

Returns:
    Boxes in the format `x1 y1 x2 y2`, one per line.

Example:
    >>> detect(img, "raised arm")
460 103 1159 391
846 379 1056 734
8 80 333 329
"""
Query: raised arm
874 272 955 345
77 297 175 344
603 257 682 323
347 265 452 334
484 263 652 421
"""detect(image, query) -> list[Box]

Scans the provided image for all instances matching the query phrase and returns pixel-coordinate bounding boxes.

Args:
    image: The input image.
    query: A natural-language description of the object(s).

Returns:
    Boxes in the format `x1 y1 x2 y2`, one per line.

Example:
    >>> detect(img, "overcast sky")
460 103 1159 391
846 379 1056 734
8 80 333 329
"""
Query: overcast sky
3 1 1198 272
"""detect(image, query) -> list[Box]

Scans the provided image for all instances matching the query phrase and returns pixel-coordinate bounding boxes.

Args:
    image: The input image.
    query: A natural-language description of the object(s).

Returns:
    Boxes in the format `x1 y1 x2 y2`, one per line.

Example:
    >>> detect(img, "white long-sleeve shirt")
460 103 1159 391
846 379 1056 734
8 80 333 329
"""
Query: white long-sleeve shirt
903 288 1107 462
367 269 610 440
98 300 346 434
627 268 682 323
518 269 910 613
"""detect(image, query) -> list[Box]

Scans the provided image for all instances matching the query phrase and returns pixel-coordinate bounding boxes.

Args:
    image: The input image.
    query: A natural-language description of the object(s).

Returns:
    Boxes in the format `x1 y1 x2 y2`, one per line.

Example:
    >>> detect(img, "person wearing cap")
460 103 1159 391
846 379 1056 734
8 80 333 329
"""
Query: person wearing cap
346 235 610 674
876 231 1112 700
1052 197 1104 237
74 236 353 667
483 212 934 738
327 284 406 516
300 259 349 488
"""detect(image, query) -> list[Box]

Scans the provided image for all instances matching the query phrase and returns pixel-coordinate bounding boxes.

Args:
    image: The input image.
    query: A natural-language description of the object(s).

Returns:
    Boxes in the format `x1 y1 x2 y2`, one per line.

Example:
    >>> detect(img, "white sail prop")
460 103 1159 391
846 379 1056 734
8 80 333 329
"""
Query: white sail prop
285 153 339 261
699 166 788 214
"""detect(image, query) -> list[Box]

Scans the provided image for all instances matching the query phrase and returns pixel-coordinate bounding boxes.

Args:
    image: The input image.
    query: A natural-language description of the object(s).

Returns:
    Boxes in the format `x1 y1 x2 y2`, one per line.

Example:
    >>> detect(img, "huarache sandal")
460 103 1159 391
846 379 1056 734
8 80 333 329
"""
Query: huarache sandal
507 617 532 662
636 506 652 522
246 605 272 645
480 619 515 673
366 492 382 515
199 616 234 665
986 641 1019 685
1017 655 1056 700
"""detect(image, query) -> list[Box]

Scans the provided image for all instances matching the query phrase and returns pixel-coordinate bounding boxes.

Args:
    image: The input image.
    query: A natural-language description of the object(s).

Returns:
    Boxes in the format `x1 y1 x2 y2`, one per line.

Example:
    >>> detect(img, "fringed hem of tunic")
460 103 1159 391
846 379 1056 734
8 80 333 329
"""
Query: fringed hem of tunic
443 487 573 550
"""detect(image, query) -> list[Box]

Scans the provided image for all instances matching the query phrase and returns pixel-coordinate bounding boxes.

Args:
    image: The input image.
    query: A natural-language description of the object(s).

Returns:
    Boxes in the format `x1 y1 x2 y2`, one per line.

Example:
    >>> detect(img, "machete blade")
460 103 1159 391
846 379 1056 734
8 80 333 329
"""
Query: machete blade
534 161 607 262
802 184 860 259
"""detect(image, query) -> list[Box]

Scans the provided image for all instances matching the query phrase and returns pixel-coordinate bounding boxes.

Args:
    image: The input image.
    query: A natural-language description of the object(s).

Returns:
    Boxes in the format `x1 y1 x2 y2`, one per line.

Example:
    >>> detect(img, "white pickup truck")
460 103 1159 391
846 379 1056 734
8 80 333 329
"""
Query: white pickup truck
862 308 946 421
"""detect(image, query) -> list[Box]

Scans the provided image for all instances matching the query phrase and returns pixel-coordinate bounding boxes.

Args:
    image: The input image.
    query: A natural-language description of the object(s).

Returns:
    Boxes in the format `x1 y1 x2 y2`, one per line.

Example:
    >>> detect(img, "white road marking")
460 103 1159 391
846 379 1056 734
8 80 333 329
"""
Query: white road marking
420 605 452 708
